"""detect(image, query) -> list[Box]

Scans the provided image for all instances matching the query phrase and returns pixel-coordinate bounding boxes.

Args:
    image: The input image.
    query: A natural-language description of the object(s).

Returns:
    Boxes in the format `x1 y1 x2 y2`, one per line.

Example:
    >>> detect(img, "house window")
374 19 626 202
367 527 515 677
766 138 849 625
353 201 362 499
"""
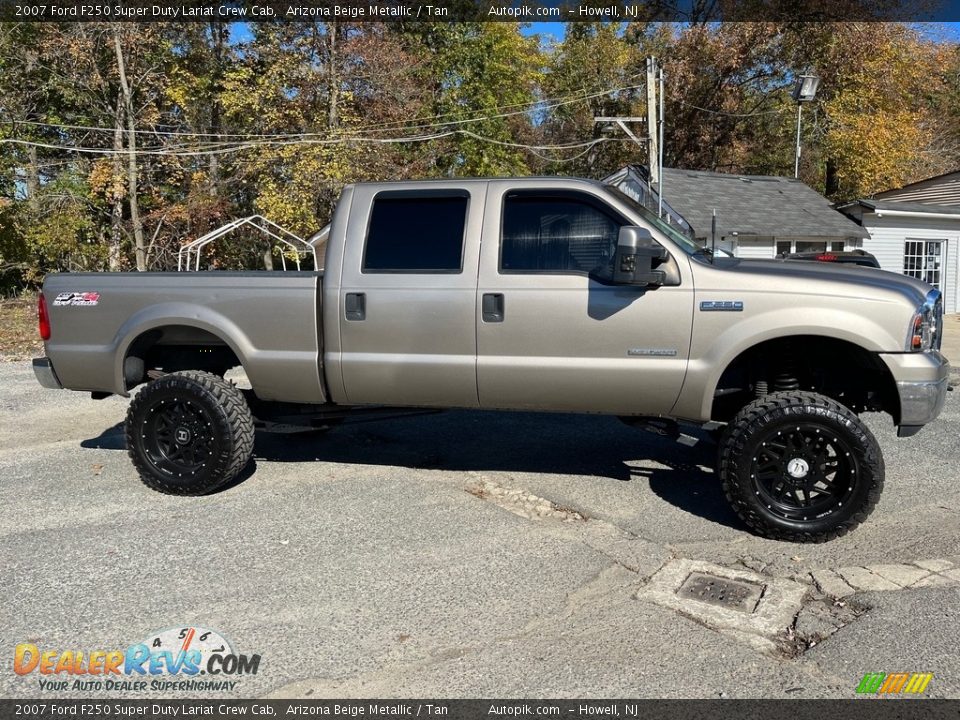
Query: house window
795 241 828 254
904 239 944 288
831 241 845 252
775 241 792 256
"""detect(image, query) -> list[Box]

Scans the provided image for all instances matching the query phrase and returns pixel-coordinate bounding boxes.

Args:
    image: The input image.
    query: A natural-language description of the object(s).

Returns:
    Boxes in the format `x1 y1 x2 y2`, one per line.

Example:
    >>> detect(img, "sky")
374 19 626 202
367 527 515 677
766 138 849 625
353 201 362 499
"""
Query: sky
518 22 960 44
230 21 960 47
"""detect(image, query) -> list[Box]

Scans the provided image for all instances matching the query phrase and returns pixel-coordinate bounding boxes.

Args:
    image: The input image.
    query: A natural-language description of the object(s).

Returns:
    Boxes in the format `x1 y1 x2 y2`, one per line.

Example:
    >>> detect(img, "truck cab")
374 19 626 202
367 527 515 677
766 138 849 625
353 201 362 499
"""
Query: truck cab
323 178 694 416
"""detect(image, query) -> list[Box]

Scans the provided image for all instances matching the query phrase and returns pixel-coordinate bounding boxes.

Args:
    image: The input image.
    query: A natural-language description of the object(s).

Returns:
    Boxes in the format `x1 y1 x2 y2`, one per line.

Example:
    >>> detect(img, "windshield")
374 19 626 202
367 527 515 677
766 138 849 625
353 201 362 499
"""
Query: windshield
603 186 703 255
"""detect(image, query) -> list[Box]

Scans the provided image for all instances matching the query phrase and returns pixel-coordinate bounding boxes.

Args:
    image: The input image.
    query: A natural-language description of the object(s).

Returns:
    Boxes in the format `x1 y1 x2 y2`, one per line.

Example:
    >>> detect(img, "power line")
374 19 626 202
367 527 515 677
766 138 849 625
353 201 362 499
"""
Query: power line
2 81 645 141
0 130 610 160
676 100 787 118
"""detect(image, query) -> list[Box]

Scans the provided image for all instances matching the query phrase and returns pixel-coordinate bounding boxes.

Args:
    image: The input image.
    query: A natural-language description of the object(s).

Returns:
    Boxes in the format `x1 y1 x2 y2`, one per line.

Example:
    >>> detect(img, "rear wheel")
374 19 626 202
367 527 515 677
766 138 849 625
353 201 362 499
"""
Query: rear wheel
125 370 254 495
718 391 883 542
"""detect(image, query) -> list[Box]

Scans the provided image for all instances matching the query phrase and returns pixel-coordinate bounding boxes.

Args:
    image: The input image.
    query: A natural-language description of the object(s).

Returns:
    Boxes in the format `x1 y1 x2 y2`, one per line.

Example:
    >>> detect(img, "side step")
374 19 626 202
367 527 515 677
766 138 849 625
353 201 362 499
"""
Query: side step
619 416 721 447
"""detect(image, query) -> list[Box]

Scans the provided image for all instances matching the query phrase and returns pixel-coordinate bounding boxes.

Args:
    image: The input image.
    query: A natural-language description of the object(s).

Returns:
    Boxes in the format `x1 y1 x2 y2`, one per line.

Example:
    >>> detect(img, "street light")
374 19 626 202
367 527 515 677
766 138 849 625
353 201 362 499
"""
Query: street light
792 73 820 178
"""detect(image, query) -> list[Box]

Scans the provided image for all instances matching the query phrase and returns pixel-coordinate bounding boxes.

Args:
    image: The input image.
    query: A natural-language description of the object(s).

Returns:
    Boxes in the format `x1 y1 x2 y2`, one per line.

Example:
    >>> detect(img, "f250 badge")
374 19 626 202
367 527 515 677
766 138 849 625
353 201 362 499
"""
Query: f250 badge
700 300 743 312
53 292 100 307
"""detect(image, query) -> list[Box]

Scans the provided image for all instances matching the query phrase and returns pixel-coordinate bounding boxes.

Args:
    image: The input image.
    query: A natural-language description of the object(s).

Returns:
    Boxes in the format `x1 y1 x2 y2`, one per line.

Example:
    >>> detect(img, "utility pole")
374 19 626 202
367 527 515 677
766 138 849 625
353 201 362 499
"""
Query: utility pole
645 56 660 188
593 56 666 217
794 104 803 178
658 65 665 218
792 73 820 179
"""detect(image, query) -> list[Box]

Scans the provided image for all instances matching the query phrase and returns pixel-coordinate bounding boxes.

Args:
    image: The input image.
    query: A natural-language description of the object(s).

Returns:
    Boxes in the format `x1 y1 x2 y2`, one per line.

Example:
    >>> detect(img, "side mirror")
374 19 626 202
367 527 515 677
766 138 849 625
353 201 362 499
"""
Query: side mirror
613 226 667 286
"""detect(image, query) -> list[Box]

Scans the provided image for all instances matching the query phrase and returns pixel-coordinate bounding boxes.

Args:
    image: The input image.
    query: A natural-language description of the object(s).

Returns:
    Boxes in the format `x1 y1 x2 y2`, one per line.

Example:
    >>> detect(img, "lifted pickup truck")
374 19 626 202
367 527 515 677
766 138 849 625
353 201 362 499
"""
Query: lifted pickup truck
33 177 949 541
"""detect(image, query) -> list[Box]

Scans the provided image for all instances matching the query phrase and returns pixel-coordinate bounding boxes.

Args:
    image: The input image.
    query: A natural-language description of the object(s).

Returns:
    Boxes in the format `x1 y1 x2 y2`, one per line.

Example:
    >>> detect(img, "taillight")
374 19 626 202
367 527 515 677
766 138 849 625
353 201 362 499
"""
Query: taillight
38 294 51 341
817 253 837 262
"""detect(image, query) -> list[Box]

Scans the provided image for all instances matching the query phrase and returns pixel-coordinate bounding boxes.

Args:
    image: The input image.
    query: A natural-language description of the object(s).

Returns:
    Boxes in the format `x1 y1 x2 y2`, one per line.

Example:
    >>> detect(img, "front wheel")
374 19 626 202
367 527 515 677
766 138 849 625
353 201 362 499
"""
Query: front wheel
125 370 254 495
717 391 884 542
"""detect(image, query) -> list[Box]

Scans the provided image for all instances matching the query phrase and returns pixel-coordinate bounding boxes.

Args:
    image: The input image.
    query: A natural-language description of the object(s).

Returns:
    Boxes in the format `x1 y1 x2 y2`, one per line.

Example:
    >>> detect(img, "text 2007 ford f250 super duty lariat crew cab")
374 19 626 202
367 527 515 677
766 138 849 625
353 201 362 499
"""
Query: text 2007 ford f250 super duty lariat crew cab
33 177 949 541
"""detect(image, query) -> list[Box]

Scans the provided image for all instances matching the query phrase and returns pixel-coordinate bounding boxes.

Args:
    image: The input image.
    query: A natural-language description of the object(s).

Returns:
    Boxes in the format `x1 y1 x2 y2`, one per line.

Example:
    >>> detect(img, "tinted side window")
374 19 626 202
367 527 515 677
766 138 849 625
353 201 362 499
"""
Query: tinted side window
501 195 620 277
363 195 467 273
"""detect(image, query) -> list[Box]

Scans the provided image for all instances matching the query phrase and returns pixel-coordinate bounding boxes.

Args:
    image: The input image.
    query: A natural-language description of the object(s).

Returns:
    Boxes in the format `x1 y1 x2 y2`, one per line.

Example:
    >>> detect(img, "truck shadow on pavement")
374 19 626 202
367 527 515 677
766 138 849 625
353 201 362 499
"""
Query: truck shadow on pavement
262 410 741 529
81 410 742 530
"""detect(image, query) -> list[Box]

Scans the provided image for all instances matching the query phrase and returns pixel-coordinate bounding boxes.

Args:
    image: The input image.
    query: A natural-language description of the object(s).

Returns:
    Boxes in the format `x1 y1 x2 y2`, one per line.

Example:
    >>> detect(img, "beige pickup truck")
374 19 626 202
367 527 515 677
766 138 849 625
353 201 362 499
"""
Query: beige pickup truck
33 177 949 541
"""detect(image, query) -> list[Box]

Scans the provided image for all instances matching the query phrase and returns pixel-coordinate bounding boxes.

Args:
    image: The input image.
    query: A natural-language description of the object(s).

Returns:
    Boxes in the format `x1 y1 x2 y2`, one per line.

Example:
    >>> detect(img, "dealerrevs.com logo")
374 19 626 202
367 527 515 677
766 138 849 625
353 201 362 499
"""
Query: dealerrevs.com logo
14 626 261 692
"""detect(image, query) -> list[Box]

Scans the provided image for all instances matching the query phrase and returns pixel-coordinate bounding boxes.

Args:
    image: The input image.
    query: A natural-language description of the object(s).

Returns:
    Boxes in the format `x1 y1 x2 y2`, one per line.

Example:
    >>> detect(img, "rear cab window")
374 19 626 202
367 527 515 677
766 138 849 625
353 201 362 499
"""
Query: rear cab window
362 192 468 273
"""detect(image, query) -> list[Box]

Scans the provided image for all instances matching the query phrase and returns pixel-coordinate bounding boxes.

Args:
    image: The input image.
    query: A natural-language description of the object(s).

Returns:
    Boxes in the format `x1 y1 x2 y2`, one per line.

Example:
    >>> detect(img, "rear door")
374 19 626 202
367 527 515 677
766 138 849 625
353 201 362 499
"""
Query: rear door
338 183 483 408
476 181 694 415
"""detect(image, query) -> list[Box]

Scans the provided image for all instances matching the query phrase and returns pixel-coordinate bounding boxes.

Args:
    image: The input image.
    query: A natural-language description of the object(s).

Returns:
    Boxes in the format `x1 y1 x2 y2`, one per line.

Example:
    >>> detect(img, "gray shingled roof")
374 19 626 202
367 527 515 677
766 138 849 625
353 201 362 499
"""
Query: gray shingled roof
661 167 868 240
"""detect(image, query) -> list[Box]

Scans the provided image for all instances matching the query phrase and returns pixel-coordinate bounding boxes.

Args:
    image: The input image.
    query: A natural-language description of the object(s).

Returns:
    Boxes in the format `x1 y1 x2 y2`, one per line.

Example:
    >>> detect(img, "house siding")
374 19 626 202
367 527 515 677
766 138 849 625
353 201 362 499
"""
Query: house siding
860 215 960 313
731 236 863 260
876 172 960 207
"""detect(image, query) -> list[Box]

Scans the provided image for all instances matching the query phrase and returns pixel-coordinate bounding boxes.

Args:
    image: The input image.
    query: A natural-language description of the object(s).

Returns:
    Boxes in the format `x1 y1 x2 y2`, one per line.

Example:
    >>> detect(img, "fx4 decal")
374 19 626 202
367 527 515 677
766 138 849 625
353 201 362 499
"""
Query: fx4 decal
53 292 101 307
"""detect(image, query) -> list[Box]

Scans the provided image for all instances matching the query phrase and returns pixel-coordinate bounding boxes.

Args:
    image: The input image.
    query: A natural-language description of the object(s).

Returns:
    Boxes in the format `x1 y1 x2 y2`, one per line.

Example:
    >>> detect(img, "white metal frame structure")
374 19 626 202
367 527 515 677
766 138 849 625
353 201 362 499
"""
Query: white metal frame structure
178 215 318 271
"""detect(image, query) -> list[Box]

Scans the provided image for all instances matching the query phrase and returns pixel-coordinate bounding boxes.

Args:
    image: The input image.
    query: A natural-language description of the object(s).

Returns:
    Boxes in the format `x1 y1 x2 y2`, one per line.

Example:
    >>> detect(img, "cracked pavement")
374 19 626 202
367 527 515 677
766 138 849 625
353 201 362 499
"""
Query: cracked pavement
2 359 959 699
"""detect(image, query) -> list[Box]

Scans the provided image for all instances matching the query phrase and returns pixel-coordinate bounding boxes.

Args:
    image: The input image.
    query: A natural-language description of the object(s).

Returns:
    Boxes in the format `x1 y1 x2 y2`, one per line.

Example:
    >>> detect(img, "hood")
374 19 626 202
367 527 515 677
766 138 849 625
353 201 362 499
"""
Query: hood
700 257 931 307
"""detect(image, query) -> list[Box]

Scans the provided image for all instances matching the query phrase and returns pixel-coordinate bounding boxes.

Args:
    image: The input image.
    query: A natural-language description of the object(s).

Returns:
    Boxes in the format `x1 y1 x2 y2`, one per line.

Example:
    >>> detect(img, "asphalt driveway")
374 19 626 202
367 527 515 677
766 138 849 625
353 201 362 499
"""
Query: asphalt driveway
2 359 959 699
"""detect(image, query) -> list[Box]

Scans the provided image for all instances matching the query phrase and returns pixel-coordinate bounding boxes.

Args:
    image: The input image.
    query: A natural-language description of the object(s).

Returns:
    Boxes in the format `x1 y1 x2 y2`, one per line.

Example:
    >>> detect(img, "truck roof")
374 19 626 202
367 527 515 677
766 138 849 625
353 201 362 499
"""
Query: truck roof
349 176 605 189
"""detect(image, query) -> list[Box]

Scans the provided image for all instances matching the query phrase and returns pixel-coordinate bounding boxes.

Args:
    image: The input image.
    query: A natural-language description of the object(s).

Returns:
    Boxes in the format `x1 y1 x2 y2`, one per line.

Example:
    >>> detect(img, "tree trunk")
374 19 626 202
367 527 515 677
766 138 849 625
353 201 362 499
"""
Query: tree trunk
25 145 40 210
327 23 339 130
825 157 839 198
208 20 226 193
113 27 146 271
109 93 124 272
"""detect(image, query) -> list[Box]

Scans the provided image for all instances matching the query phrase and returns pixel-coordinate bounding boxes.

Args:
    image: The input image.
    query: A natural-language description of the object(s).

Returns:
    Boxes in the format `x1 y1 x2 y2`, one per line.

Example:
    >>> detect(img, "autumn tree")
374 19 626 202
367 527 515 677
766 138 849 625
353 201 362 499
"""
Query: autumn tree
398 23 543 176
538 22 645 177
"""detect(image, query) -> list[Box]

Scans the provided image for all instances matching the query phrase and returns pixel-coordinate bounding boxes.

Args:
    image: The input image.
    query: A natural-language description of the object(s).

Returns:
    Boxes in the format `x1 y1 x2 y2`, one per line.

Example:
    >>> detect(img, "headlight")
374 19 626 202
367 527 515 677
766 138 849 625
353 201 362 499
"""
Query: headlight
907 289 943 351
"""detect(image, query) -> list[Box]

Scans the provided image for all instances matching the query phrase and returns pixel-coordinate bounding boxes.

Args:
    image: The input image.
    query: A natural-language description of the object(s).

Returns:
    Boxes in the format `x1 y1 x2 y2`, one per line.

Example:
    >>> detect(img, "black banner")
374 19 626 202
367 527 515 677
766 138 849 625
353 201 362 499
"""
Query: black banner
3 0 960 22
4 700 960 719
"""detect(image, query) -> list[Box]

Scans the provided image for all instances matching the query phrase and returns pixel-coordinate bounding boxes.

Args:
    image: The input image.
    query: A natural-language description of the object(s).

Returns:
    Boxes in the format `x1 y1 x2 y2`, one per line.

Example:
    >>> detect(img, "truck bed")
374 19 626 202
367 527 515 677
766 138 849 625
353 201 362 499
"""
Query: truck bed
41 271 327 403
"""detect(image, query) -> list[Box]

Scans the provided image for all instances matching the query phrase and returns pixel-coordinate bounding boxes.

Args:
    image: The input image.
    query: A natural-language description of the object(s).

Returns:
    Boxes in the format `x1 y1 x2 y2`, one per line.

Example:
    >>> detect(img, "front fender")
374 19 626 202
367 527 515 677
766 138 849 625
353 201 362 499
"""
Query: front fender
671 304 906 422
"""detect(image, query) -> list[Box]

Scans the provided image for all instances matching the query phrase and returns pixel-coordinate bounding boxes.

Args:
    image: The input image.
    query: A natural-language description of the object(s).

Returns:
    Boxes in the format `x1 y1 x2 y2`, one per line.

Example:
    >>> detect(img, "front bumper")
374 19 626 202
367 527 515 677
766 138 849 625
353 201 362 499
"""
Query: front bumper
878 350 949 435
32 357 63 390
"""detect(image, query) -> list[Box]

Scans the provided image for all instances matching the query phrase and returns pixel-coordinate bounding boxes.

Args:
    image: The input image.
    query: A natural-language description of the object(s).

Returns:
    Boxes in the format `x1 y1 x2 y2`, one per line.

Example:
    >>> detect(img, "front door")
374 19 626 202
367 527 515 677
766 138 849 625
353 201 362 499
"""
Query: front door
338 186 482 408
476 182 694 415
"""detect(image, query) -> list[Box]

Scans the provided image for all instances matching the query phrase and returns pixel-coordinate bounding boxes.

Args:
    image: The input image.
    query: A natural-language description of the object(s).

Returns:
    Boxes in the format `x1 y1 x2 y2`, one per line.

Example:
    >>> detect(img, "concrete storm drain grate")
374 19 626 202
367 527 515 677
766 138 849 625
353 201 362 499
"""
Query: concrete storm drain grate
676 572 764 614
637 559 808 654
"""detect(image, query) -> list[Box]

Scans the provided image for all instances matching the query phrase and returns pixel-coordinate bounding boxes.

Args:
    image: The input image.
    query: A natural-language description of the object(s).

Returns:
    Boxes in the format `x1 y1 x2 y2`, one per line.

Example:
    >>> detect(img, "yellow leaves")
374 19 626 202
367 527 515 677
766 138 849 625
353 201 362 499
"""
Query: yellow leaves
251 143 356 237
87 160 125 202
825 107 922 198
819 24 942 199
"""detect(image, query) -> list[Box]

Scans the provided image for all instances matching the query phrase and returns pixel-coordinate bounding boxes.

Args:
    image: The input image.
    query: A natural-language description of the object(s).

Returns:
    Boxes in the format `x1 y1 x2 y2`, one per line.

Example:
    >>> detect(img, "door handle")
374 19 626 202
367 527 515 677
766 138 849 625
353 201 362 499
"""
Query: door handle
345 292 366 321
482 293 504 323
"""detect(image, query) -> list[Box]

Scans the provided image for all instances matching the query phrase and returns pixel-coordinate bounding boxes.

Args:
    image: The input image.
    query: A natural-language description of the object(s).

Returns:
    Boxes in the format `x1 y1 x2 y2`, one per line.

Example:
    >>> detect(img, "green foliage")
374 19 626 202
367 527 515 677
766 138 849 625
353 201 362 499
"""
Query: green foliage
0 20 958 284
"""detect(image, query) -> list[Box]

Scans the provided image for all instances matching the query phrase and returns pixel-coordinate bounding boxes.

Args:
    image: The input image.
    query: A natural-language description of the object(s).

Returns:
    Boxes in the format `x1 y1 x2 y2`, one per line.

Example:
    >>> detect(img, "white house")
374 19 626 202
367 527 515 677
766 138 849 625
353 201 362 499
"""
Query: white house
839 171 960 313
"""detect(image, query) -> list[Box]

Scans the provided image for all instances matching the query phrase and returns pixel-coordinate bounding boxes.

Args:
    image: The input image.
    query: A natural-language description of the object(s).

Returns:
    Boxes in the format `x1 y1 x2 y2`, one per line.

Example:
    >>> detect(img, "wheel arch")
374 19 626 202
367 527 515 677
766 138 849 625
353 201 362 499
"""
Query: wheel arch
114 304 252 394
708 334 901 424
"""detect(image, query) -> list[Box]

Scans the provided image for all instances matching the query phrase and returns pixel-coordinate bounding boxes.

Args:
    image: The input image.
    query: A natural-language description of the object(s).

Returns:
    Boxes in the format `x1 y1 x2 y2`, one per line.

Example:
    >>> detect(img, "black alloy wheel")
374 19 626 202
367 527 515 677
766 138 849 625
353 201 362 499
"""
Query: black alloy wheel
126 370 254 495
750 423 859 522
718 391 884 542
141 397 218 479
